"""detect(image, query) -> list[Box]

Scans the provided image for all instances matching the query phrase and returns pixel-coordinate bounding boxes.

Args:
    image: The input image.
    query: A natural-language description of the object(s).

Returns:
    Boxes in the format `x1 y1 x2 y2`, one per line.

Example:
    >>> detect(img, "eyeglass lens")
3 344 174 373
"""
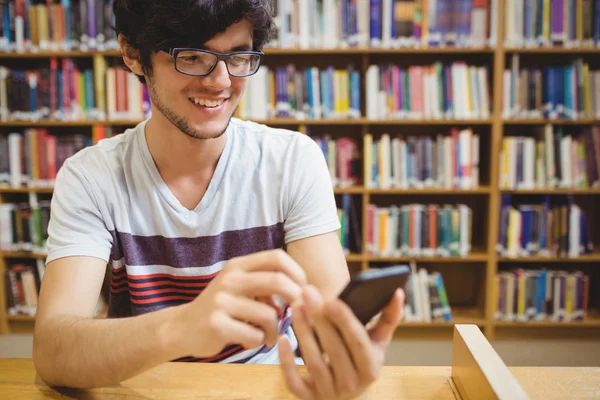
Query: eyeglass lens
175 50 261 76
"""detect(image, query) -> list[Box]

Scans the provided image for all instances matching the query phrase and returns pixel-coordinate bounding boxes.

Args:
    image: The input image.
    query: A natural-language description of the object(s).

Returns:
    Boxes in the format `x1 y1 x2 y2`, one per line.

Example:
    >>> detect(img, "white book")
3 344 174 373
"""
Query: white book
489 0 499 47
504 0 515 46
471 6 487 47
327 139 337 186
380 134 392 189
391 137 402 188
560 135 572 188
569 205 581 257
524 137 536 189
298 0 310 49
15 16 25 53
358 0 370 47
459 205 471 256
366 65 380 119
432 70 442 119
381 0 392 48
8 134 22 188
323 0 338 48
419 269 432 323
0 204 14 250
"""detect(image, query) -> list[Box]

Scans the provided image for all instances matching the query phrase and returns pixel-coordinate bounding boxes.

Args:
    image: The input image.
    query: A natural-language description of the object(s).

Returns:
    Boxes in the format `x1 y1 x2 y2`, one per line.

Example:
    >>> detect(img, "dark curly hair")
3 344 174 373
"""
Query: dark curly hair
113 0 275 83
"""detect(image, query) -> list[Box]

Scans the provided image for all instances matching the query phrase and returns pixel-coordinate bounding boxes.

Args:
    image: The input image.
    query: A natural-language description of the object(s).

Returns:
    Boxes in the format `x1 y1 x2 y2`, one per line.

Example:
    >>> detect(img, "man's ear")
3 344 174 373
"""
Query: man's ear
118 33 145 76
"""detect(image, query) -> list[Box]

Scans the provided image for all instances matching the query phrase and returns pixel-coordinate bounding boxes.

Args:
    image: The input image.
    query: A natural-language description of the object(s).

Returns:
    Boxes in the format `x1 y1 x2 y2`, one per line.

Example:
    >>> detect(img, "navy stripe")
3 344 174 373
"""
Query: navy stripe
109 222 285 267
129 276 214 284
130 292 200 301
129 284 207 292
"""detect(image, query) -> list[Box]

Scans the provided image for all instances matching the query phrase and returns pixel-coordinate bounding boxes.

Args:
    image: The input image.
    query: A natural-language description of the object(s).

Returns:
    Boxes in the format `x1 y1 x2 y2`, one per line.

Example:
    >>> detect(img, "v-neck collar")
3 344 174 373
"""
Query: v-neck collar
137 119 235 218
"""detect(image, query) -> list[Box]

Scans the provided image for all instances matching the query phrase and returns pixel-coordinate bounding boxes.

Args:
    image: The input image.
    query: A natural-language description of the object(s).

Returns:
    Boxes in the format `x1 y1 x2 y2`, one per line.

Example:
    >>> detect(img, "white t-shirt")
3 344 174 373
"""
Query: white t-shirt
46 117 340 364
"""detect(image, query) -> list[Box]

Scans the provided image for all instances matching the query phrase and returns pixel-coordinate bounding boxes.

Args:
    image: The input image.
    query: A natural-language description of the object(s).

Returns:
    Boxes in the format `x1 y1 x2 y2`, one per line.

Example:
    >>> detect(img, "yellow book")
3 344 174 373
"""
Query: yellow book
583 63 591 116
341 70 349 116
79 71 85 112
576 0 584 43
543 0 551 42
508 208 521 257
37 5 49 49
364 133 373 187
28 6 38 47
334 70 343 116
517 271 525 320
465 66 472 116
565 275 574 321
93 55 107 115
379 208 388 254
269 70 275 117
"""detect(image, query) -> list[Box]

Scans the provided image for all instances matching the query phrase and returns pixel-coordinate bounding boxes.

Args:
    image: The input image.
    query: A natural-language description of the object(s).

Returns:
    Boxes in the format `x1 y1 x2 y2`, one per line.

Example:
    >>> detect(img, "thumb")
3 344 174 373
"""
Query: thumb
369 289 404 346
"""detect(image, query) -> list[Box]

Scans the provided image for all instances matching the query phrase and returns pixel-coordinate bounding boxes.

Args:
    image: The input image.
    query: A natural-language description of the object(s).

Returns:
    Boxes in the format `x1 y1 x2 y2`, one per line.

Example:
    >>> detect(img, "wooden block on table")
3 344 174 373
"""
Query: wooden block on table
451 324 530 400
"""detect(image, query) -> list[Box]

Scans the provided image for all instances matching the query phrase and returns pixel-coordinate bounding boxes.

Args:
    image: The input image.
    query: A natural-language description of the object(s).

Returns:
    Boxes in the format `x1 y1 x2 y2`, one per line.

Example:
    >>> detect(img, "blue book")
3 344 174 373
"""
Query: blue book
536 270 547 318
305 69 314 118
85 69 94 110
319 70 329 118
595 0 600 45
57 70 64 113
369 0 381 45
350 70 360 116
3 3 10 45
29 74 37 112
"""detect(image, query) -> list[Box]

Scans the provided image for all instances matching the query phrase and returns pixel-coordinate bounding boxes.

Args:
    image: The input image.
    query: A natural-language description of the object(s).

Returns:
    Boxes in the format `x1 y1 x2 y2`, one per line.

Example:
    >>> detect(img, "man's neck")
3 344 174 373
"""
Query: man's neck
144 113 227 181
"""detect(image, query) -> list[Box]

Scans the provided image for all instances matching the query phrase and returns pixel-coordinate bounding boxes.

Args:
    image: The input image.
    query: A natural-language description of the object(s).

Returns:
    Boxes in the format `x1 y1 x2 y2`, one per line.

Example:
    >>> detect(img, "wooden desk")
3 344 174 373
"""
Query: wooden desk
1 358 599 400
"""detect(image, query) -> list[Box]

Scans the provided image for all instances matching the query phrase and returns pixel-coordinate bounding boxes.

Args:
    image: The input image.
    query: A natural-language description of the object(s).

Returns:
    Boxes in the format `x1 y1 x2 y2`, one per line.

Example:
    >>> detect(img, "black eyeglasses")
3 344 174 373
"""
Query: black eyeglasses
163 48 264 77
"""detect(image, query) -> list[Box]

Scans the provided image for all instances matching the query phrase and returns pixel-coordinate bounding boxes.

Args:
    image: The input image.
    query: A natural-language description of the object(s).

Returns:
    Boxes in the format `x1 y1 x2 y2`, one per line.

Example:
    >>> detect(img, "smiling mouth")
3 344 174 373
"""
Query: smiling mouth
189 97 227 108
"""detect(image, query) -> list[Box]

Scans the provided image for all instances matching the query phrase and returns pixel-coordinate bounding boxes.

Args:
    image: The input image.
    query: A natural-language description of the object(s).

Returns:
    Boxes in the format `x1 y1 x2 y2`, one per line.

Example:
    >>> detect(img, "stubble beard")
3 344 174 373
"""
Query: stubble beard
147 78 233 140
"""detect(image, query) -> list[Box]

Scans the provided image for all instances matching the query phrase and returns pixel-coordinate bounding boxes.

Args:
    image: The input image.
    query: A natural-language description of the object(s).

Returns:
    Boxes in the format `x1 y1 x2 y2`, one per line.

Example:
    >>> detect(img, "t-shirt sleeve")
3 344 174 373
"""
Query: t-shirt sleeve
45 160 113 264
284 136 341 244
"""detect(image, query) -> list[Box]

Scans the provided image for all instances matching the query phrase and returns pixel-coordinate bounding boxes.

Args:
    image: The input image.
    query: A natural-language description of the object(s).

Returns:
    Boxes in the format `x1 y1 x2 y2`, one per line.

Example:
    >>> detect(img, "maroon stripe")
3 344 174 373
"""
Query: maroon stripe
108 223 284 268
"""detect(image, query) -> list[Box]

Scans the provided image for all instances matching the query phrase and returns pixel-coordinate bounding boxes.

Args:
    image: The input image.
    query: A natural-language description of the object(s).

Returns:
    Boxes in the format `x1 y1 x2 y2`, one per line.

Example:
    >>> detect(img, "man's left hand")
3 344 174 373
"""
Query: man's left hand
279 285 404 400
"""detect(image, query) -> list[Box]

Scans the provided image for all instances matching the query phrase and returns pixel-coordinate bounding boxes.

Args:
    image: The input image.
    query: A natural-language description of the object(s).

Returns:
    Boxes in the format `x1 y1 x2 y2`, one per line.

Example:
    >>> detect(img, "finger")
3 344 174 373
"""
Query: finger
369 289 405 346
292 302 336 398
325 298 380 385
219 294 281 347
279 336 314 400
232 249 307 285
236 271 303 304
216 312 266 350
304 287 359 396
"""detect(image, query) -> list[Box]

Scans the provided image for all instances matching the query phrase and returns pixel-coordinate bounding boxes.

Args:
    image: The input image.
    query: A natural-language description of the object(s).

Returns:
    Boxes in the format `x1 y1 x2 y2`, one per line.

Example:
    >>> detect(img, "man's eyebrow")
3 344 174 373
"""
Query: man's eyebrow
228 44 254 52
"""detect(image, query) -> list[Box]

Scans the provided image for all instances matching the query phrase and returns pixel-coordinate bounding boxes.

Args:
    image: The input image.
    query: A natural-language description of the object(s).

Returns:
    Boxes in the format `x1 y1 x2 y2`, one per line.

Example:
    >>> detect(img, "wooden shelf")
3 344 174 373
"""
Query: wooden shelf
0 186 54 194
504 47 600 54
500 188 600 195
345 254 364 262
494 313 600 327
497 253 600 263
401 308 485 327
503 118 600 125
6 315 35 322
1 251 47 259
368 186 490 195
0 118 494 127
367 251 489 263
0 47 496 58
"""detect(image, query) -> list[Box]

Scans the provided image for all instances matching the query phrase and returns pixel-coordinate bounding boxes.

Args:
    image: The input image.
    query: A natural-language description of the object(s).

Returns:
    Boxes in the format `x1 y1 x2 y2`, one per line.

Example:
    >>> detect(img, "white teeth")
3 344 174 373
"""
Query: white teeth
190 98 224 107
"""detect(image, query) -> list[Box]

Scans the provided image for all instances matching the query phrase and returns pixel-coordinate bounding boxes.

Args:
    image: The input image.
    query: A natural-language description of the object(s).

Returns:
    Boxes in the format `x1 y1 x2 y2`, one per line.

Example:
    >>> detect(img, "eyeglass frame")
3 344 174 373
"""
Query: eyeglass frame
162 47 265 78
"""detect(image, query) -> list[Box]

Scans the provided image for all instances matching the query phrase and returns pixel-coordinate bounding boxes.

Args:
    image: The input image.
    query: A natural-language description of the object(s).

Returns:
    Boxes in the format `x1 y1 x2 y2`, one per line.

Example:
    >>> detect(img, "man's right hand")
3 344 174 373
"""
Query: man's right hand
167 249 307 359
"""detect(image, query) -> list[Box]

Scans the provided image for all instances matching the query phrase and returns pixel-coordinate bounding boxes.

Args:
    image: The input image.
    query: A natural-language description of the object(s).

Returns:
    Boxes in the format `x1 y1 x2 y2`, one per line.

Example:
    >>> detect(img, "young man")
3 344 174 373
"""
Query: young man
32 1 404 398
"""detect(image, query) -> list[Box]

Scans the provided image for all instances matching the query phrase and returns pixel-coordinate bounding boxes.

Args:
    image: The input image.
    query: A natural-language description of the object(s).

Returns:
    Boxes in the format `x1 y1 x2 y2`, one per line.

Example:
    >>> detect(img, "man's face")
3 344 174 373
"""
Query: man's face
146 19 253 140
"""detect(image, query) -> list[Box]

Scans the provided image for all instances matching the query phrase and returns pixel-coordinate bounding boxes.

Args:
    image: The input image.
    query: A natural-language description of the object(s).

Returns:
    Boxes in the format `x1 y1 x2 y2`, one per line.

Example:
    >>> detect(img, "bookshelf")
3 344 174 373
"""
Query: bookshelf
0 0 599 342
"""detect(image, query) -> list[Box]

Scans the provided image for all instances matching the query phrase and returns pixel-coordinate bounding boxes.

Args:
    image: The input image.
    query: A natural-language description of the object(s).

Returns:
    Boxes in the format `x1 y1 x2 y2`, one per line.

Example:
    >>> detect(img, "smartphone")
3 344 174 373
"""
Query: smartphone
293 265 410 358
338 265 411 325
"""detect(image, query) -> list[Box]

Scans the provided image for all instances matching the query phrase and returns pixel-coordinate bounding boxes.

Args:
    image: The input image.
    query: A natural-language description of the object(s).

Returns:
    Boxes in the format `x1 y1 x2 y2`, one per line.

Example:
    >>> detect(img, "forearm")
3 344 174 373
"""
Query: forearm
33 306 183 389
